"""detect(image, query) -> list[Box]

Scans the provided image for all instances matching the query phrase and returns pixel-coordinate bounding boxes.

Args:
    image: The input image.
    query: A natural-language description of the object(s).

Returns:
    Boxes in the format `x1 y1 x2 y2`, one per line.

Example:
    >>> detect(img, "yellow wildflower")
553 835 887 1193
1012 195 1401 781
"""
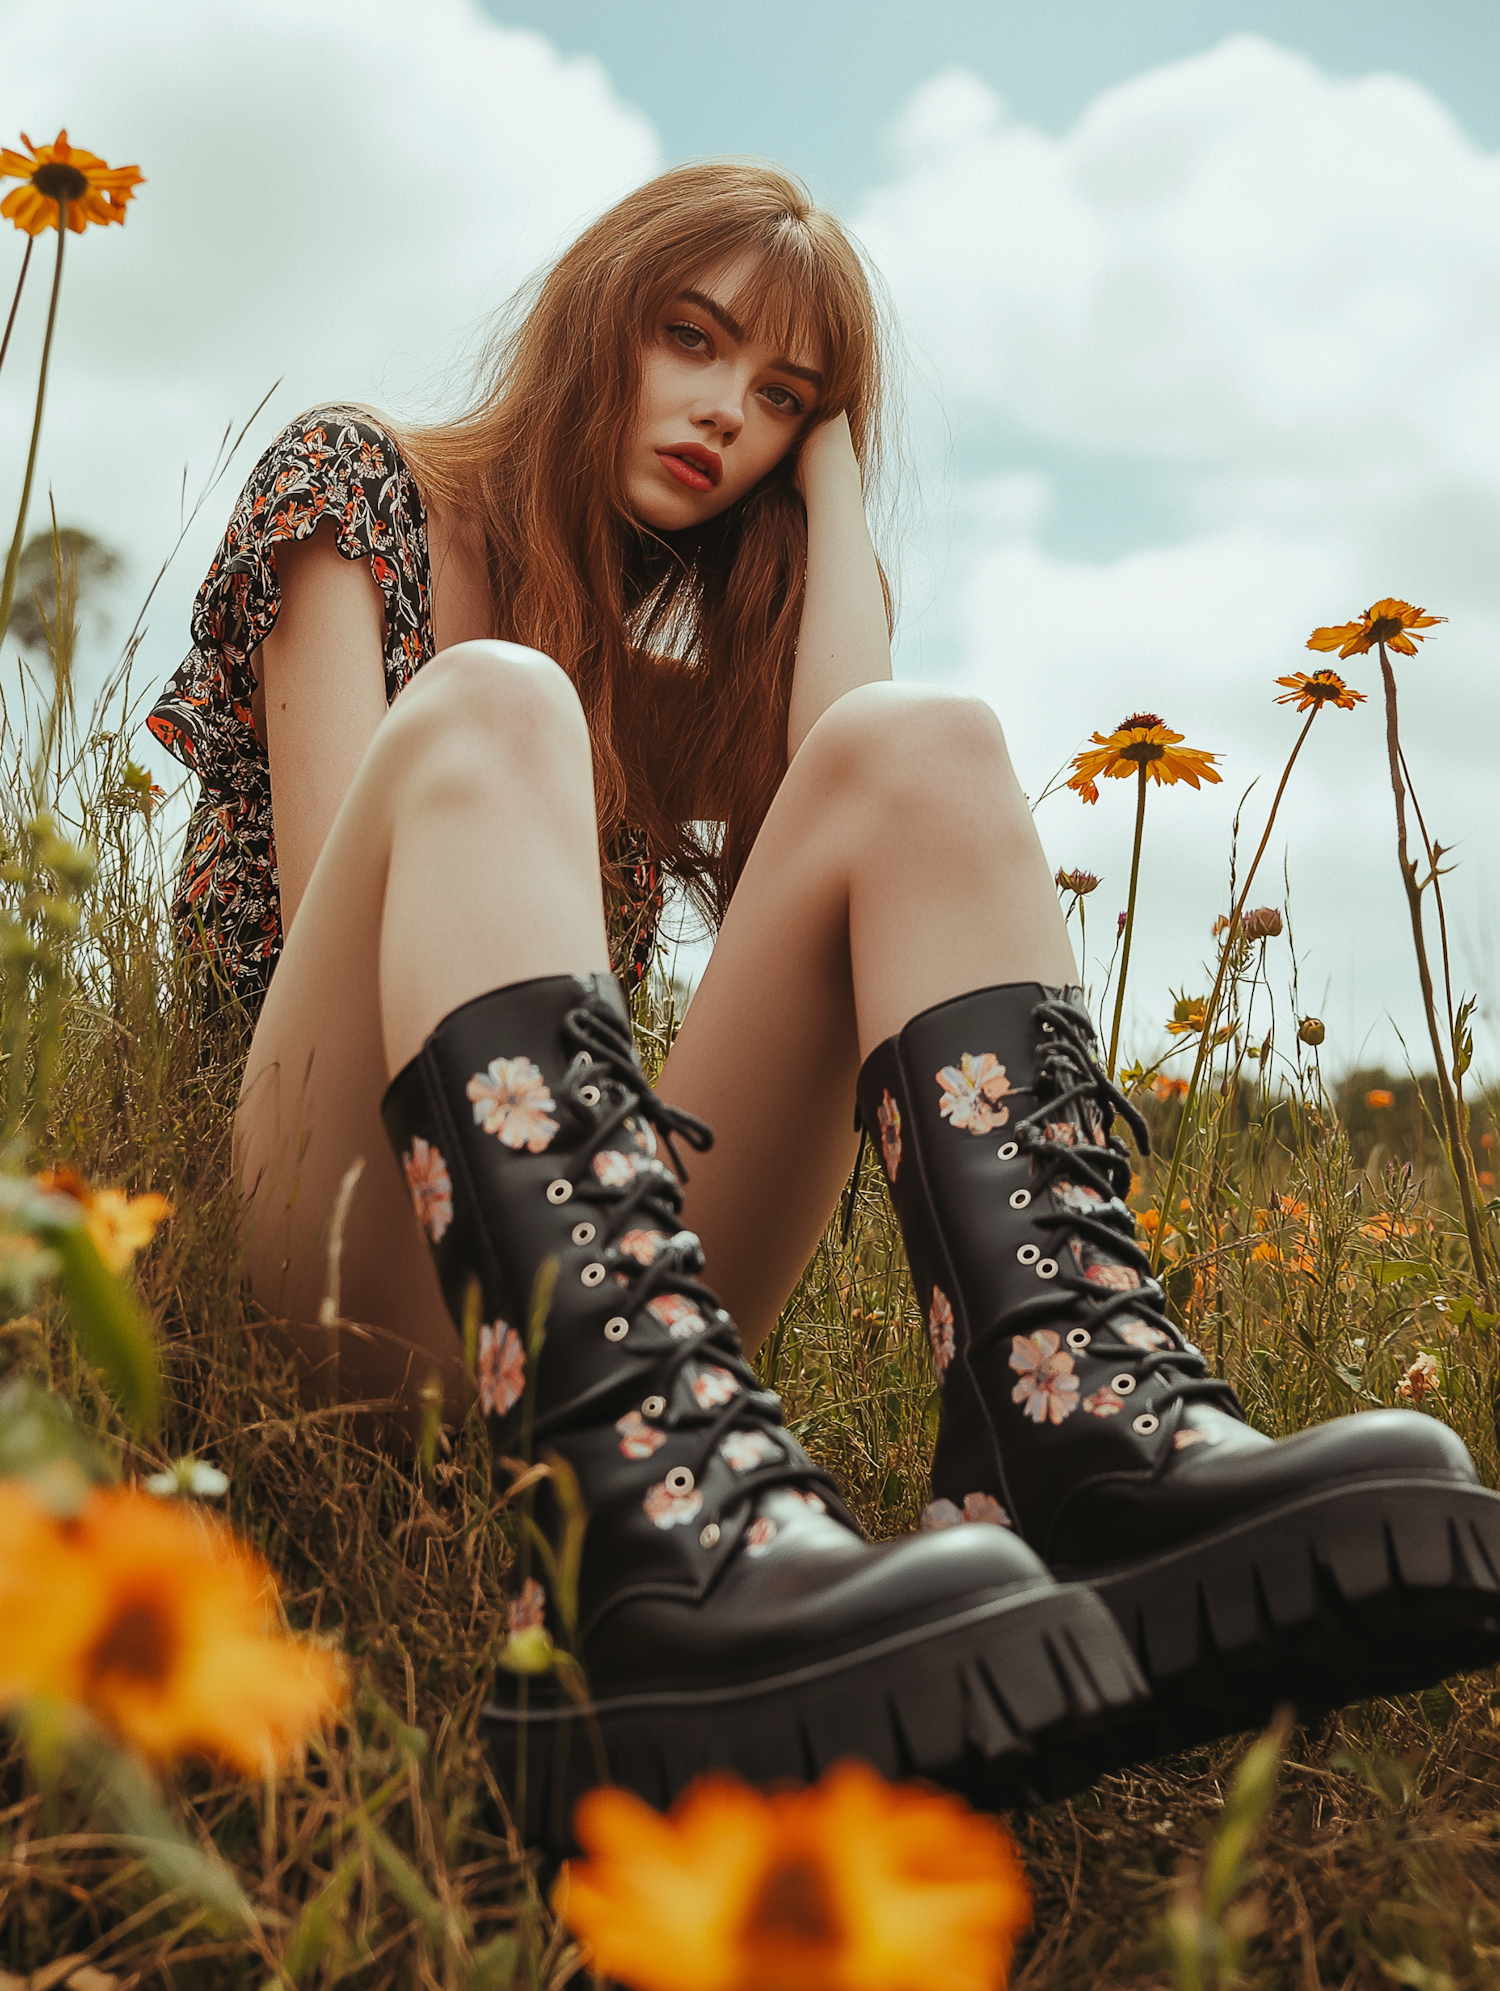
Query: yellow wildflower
0 1481 345 1773
0 130 143 235
1067 713 1221 805
1306 598 1444 661
558 1762 1032 1991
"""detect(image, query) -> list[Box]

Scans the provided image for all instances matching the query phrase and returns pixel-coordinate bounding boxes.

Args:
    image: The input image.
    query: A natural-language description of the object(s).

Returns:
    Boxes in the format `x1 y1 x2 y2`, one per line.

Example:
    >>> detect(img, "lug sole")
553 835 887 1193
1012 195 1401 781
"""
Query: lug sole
482 1580 1145 1849
1053 1474 1500 1780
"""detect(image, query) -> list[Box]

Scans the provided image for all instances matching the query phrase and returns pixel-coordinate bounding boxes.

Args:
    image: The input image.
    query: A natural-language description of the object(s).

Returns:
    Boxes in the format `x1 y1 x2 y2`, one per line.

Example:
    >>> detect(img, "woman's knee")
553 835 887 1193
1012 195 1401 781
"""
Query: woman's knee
801 682 1019 813
378 640 591 802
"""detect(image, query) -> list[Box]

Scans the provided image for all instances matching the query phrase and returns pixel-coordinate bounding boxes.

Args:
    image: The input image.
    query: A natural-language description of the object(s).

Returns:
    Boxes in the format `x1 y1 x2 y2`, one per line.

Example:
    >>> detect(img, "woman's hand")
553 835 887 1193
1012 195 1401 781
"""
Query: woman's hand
793 408 860 504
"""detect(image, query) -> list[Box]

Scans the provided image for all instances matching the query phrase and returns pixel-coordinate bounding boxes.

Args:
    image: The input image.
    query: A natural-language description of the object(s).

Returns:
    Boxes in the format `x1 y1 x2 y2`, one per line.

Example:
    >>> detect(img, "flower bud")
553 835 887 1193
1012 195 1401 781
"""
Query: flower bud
1055 867 1100 895
1242 906 1283 941
1297 1016 1325 1047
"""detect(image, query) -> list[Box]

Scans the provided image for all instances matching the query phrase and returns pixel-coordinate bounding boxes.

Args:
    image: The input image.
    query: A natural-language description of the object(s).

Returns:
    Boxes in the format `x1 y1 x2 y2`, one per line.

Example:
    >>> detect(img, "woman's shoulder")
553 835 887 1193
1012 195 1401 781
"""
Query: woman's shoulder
145 402 435 781
236 403 421 528
195 402 430 637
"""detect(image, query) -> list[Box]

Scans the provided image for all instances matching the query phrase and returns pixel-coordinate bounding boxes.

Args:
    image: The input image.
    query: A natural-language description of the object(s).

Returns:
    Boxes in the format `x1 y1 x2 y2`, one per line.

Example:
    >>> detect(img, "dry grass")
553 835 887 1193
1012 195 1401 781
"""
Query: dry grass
2 629 1499 1988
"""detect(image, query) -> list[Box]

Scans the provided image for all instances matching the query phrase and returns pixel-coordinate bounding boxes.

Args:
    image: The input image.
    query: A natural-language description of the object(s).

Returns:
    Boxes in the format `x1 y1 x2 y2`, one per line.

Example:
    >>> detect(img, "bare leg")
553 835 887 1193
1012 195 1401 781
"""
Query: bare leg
657 681 1074 1354
234 641 609 1416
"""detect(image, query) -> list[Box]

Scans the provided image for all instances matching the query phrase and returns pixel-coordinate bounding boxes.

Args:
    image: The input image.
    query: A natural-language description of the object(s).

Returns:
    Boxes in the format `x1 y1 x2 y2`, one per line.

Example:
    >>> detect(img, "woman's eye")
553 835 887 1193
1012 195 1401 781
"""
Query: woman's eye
763 384 805 416
668 322 707 351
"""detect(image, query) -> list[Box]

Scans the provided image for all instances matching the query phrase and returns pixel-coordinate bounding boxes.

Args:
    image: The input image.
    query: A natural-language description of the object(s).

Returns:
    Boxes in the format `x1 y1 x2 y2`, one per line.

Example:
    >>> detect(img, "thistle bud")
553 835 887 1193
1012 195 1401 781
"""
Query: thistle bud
1242 906 1283 941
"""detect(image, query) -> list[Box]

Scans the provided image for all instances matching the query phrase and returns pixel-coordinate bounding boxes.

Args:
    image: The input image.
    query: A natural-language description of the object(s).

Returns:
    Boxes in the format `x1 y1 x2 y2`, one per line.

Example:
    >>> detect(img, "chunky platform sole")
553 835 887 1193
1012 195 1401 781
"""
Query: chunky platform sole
483 1581 1146 1849
1053 1475 1500 1781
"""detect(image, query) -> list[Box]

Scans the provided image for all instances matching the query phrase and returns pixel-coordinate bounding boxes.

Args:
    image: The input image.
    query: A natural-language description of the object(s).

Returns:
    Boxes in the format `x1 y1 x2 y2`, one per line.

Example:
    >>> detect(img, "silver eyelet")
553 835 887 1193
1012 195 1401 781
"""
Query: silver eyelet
699 1522 721 1549
571 1221 596 1246
1016 1244 1040 1266
546 1179 573 1205
665 1466 695 1495
603 1316 629 1341
997 1141 1019 1160
1132 1412 1160 1436
581 1262 606 1288
642 1395 666 1417
1066 1327 1092 1350
579 1084 602 1106
577 1052 593 1067
1009 1189 1031 1210
1036 1258 1059 1280
1112 1373 1136 1395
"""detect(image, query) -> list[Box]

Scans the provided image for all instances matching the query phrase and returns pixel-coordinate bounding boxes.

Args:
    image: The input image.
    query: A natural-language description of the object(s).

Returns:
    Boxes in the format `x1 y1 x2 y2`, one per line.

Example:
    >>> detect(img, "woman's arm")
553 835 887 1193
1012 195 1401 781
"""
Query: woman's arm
786 410 892 760
258 521 389 933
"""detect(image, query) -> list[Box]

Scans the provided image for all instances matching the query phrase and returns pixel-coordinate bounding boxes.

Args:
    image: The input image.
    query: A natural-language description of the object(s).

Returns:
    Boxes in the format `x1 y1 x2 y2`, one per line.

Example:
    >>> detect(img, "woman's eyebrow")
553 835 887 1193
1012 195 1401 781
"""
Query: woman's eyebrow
673 291 825 392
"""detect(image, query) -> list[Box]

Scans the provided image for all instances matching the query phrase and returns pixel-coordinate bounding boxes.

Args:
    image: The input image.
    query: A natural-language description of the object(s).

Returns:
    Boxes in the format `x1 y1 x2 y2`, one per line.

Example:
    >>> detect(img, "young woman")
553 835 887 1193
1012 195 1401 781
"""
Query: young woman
148 162 1500 1839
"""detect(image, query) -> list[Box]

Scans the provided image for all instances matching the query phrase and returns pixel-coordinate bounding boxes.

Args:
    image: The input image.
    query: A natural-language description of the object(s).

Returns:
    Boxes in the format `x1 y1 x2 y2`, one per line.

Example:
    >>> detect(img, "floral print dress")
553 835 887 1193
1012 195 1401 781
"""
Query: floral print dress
147 405 663 1014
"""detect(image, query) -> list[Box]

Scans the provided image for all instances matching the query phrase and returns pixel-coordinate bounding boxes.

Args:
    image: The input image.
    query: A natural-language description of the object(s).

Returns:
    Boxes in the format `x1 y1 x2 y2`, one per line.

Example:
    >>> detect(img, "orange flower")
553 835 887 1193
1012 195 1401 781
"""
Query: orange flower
0 1480 345 1773
557 1763 1032 1991
1274 669 1365 712
36 1167 170 1275
1067 713 1221 805
1306 598 1444 661
1359 1211 1418 1245
0 131 144 236
1365 1089 1395 1111
1250 1196 1318 1276
1151 1075 1189 1102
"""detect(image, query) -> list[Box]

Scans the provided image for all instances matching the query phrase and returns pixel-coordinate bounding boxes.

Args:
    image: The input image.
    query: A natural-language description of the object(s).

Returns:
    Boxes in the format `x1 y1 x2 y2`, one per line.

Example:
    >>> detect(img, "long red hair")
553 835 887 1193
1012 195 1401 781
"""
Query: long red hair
402 160 890 926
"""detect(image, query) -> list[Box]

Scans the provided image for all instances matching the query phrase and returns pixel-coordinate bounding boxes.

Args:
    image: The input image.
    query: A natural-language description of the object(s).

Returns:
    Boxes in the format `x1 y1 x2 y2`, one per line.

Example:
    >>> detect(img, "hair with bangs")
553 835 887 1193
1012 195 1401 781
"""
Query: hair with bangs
403 160 890 927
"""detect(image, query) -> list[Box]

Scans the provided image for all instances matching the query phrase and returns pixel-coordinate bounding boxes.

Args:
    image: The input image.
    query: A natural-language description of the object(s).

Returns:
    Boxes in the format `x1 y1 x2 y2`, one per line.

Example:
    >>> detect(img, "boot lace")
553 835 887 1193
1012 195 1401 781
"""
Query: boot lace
966 994 1244 1464
545 998 851 1527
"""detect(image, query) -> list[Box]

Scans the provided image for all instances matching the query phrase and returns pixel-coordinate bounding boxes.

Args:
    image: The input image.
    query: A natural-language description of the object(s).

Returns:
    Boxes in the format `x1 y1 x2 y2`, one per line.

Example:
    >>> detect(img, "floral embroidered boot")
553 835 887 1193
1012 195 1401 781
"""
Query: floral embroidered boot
382 972 1146 1846
856 981 1500 1767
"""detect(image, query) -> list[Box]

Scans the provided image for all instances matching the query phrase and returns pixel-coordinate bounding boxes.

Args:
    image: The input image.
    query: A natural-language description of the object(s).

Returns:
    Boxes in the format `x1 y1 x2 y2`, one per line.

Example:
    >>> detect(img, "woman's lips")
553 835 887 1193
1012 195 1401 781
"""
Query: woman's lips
656 445 721 492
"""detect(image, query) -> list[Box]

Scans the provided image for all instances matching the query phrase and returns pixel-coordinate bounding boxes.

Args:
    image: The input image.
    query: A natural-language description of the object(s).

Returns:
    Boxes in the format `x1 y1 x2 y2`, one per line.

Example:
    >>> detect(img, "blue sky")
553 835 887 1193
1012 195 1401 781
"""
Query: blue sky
482 1 1500 196
3 0 1497 1073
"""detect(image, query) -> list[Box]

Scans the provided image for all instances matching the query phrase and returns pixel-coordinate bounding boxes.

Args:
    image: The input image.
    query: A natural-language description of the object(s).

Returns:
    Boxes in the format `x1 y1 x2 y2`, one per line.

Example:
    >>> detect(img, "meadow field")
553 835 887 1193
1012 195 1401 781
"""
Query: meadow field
3 133 1500 1991
1 573 1499 1989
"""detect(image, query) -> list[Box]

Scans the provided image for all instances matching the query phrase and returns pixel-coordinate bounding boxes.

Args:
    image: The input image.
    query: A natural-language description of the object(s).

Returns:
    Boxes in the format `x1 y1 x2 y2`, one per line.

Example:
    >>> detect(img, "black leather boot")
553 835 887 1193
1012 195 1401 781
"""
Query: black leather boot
856 980 1500 1768
382 973 1145 1845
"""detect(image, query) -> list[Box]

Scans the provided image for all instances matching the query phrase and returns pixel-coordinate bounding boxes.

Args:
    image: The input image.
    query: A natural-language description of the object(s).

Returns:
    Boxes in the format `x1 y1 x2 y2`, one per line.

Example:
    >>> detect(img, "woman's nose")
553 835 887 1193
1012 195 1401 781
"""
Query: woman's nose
692 377 745 442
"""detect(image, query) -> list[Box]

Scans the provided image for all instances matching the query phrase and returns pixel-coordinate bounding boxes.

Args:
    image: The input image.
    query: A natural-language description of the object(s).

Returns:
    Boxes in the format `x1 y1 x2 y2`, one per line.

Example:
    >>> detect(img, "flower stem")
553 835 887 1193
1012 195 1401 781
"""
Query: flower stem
0 235 33 383
1149 709 1317 1275
0 209 66 645
1377 642 1494 1307
1106 766 1149 1079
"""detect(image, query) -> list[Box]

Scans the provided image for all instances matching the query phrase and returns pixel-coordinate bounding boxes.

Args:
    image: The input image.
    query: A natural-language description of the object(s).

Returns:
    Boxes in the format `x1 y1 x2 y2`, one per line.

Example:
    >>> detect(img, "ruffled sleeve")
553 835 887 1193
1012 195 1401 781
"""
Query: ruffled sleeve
146 406 433 792
146 407 434 1006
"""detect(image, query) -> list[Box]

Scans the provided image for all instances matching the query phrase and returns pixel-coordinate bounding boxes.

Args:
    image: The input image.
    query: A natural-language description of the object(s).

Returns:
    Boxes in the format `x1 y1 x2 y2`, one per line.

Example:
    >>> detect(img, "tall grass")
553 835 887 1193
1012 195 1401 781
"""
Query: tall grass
1 551 1499 1988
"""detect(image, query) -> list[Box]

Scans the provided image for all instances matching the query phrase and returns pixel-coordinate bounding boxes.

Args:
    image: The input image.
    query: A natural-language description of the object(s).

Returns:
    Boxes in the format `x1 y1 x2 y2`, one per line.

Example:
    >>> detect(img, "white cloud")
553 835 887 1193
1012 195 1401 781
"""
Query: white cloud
857 38 1500 1070
0 0 661 707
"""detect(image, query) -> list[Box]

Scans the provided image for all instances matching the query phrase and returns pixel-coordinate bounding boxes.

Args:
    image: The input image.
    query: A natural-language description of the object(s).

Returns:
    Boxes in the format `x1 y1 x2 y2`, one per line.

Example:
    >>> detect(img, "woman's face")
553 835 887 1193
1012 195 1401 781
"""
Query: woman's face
621 256 824 530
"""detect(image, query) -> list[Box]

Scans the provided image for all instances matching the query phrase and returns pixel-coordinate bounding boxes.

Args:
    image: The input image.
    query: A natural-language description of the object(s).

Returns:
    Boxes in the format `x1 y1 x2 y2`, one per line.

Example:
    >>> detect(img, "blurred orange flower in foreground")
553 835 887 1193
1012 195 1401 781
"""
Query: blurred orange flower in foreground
0 131 143 235
1306 598 1444 661
557 1762 1032 1991
1067 713 1221 806
0 1480 345 1773
1365 1089 1395 1111
37 1166 170 1274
